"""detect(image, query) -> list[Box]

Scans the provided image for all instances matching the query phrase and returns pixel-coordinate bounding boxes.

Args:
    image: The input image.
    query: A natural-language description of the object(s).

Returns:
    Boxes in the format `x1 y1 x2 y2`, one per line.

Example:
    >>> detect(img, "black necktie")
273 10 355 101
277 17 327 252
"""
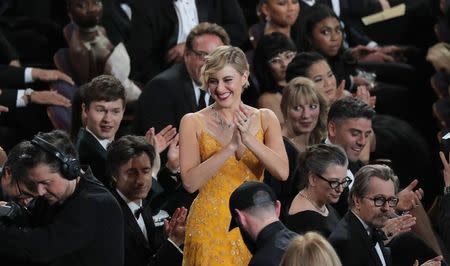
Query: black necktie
198 89 207 111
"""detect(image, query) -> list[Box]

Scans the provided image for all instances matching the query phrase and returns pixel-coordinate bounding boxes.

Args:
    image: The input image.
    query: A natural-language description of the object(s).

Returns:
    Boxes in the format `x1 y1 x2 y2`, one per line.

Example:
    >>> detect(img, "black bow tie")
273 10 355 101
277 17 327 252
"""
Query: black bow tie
371 228 387 245
134 207 144 219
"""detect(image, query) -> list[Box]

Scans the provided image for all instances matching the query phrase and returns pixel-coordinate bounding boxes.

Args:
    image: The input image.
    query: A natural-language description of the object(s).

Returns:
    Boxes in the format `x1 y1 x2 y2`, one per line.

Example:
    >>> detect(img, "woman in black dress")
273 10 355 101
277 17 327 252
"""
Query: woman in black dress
286 143 349 237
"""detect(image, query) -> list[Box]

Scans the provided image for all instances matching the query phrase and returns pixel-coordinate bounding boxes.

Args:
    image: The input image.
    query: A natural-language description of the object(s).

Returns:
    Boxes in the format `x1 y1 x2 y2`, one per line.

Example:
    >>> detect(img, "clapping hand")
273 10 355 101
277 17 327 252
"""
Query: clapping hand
164 207 188 246
234 104 255 143
413 255 443 266
166 134 180 173
397 179 424 212
439 151 450 187
145 125 177 154
382 214 416 243
31 68 74 85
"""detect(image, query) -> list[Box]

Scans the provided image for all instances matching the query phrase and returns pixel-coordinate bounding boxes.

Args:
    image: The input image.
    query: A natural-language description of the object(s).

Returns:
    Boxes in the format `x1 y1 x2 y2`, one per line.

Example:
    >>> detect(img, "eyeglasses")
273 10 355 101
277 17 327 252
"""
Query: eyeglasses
268 51 297 65
15 181 35 200
189 49 209 61
364 196 399 207
315 173 352 189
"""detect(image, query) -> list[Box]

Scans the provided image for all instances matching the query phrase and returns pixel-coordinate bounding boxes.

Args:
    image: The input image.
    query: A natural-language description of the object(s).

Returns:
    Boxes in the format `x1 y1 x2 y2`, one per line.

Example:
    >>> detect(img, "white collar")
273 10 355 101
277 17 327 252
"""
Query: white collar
85 127 112 150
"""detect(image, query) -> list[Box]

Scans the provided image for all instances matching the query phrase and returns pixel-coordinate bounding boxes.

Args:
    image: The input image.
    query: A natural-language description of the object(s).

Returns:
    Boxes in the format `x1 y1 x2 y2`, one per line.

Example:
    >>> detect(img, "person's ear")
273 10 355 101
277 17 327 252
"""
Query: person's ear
260 3 270 20
274 200 281 218
354 196 362 210
327 121 336 138
235 209 248 228
308 173 317 187
81 103 87 114
3 167 12 184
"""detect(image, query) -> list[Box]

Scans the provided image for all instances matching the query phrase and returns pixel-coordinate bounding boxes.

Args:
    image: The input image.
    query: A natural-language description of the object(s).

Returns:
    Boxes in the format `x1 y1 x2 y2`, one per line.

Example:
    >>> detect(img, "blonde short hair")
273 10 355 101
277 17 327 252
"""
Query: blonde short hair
280 77 328 144
200 45 250 90
279 232 342 266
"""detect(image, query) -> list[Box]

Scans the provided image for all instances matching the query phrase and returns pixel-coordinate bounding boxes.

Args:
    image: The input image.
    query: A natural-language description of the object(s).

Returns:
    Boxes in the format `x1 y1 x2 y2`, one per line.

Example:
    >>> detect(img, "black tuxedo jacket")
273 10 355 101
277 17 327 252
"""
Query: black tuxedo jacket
75 128 108 186
128 0 248 83
329 211 391 266
111 190 183 266
134 63 197 134
249 221 297 266
0 65 26 88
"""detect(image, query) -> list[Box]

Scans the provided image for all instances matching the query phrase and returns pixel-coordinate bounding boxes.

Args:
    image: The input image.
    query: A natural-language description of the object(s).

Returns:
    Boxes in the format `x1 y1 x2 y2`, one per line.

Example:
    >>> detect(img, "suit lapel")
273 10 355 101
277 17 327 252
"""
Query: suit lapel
347 212 385 266
112 190 151 248
180 64 197 112
196 0 209 22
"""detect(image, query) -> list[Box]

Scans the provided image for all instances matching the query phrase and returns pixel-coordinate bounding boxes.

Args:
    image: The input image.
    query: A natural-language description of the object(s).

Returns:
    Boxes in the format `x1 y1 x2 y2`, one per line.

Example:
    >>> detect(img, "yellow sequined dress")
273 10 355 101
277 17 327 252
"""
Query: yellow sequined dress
182 113 265 266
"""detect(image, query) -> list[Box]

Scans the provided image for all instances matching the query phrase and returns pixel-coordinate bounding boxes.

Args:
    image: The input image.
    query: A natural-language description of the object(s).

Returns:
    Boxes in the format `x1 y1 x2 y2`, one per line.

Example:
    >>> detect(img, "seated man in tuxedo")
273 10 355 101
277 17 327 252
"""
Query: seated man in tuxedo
229 181 297 266
106 135 187 266
329 164 397 266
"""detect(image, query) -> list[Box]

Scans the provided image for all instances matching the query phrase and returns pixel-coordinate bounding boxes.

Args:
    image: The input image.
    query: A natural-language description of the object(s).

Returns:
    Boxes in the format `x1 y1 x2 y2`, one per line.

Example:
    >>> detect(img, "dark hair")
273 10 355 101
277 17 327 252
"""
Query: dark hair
296 144 348 189
285 52 326 82
185 22 230 51
5 130 78 191
253 32 297 93
298 4 343 53
106 135 156 184
82 75 126 108
349 164 399 208
327 97 375 124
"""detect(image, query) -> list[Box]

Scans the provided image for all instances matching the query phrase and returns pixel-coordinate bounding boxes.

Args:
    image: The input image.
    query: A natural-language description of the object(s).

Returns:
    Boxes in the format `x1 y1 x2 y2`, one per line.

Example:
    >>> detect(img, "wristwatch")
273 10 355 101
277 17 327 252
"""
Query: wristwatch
444 186 450 195
24 88 34 105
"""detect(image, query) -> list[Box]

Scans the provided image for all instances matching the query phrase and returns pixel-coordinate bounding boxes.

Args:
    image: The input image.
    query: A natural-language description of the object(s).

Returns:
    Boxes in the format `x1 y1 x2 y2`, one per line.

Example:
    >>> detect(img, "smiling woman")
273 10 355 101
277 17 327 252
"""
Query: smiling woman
286 143 348 237
179 45 289 266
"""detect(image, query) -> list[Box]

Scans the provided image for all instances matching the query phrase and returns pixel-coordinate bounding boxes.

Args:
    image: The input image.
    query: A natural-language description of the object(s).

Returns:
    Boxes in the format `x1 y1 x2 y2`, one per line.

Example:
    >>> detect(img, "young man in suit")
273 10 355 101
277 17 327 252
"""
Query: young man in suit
106 135 187 266
76 75 126 186
229 181 297 266
329 164 397 266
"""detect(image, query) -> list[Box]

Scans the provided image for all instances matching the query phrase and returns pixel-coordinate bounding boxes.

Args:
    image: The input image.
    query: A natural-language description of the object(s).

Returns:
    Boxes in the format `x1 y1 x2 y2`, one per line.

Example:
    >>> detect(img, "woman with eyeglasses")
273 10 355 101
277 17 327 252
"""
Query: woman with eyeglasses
286 143 349 237
253 32 296 125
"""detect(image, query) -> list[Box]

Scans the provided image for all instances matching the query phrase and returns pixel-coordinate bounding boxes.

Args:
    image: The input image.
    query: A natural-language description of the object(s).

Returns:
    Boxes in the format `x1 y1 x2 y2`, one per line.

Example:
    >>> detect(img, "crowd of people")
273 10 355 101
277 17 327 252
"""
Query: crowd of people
0 0 448 266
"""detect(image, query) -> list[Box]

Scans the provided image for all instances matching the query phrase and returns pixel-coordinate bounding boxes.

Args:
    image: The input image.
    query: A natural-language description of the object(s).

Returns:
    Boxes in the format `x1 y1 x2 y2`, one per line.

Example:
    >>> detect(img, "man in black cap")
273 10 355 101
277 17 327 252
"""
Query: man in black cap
229 181 297 266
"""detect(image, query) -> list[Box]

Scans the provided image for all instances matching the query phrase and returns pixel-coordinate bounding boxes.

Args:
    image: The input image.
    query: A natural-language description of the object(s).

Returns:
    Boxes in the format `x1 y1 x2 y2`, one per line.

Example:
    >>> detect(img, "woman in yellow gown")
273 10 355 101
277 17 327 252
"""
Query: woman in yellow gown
179 46 289 265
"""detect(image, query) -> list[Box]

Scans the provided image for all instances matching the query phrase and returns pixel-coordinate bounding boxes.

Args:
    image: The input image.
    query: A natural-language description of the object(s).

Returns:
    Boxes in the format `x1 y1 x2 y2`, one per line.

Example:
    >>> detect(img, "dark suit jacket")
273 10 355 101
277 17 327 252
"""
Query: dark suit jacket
101 0 132 45
0 65 26 88
329 211 391 266
111 190 183 266
134 63 197 134
75 128 108 186
439 193 450 255
249 221 297 266
128 0 248 83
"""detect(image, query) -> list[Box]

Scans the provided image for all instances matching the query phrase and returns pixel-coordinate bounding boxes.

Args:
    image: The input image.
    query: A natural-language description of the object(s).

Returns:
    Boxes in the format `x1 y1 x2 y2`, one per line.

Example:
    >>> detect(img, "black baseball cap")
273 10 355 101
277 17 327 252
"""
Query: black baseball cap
228 181 277 230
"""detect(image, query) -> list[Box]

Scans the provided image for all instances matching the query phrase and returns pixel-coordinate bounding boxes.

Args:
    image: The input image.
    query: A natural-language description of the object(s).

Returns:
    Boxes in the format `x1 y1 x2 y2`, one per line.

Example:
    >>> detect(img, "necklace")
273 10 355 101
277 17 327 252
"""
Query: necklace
298 191 328 215
210 105 233 130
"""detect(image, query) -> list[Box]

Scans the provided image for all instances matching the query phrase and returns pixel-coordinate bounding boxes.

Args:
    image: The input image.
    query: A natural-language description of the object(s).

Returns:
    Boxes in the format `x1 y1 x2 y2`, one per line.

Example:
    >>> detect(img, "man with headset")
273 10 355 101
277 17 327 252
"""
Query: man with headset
0 130 124 266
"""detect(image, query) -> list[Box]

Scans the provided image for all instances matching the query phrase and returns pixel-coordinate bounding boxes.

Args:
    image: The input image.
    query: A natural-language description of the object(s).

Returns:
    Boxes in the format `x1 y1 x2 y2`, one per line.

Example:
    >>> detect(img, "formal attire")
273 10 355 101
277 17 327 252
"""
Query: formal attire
111 189 183 266
134 63 199 134
329 211 391 266
0 173 124 266
286 205 341 237
183 112 265 266
249 221 297 266
128 0 248 83
75 128 109 186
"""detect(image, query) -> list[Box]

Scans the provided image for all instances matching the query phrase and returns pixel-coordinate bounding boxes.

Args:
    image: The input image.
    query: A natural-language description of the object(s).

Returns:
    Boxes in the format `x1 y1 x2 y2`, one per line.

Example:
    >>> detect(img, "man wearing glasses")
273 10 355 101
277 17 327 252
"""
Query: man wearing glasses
329 164 399 266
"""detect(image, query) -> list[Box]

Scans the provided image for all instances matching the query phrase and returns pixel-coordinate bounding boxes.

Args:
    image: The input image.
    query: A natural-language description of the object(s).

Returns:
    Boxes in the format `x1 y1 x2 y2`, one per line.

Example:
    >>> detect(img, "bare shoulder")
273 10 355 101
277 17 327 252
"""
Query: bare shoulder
258 108 278 121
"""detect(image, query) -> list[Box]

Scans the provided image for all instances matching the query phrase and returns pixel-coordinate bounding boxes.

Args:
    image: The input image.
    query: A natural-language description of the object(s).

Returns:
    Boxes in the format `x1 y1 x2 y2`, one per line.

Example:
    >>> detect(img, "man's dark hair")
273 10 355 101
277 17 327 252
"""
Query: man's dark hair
4 130 78 191
327 97 375 124
106 135 156 183
349 164 399 208
82 75 126 108
185 22 230 51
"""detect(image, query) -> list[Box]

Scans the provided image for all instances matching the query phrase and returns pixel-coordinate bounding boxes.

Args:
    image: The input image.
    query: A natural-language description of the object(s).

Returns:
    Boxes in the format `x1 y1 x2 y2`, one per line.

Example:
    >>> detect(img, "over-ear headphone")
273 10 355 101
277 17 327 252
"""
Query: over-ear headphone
30 136 81 180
